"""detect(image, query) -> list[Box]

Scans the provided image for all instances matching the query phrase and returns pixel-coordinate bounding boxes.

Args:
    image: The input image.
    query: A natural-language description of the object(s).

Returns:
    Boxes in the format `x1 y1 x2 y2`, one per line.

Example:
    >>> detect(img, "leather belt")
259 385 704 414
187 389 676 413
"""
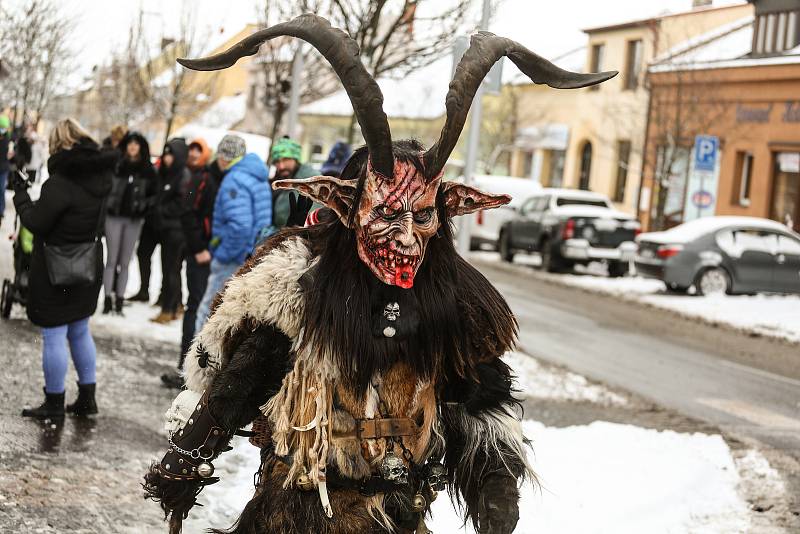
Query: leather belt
355 417 418 440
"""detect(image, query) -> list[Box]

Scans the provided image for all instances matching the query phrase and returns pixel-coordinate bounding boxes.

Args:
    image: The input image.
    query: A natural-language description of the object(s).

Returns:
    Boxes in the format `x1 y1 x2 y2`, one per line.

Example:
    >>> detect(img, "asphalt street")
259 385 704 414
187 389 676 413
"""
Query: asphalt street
472 256 800 459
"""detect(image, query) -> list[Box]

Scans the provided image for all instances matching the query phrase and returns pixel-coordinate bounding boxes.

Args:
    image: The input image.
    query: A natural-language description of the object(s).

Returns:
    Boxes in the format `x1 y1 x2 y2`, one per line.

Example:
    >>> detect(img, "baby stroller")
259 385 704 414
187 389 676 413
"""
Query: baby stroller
1 170 33 319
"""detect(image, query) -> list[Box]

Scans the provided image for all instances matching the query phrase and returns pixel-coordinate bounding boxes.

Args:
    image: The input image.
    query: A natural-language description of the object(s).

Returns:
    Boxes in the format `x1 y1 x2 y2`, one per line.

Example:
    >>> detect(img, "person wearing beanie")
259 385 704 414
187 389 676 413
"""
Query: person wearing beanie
320 141 352 177
269 136 317 231
192 134 271 335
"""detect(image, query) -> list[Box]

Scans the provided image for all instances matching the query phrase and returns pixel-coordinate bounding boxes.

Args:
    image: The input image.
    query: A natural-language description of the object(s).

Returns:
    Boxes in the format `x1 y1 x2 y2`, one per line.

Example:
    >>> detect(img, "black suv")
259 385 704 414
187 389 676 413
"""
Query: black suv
498 189 640 276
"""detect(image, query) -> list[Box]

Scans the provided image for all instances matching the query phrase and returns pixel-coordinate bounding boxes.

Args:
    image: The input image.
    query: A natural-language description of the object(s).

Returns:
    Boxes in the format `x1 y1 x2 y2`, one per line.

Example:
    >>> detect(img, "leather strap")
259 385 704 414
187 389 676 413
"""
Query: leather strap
356 417 418 440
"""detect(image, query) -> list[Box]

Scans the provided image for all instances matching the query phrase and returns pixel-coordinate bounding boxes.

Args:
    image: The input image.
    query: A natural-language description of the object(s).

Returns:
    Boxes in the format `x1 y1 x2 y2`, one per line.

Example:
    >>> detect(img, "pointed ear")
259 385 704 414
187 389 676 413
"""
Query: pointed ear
273 176 357 222
441 182 511 217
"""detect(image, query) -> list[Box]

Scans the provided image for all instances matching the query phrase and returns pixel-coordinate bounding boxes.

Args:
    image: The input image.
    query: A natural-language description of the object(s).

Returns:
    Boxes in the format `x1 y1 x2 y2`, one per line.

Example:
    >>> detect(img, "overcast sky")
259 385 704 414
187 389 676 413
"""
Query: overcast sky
36 0 745 89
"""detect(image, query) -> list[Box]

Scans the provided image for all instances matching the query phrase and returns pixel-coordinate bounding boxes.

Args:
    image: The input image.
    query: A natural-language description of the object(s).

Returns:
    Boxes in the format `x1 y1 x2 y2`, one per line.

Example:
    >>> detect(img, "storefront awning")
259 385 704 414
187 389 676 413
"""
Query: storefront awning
515 124 570 151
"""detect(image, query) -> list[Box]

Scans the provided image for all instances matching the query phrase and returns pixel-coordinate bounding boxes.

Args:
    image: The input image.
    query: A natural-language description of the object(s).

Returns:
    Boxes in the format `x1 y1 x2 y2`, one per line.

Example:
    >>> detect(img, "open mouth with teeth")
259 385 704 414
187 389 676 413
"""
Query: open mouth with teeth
368 245 420 288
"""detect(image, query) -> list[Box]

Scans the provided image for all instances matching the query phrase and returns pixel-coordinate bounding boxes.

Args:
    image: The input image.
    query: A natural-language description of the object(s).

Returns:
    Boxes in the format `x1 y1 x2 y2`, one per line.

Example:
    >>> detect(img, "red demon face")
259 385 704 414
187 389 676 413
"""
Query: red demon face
273 153 511 288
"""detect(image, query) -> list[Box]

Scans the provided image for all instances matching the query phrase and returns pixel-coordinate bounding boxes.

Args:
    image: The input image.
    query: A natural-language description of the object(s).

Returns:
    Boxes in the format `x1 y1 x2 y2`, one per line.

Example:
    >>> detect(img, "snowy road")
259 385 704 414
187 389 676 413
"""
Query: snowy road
471 256 800 459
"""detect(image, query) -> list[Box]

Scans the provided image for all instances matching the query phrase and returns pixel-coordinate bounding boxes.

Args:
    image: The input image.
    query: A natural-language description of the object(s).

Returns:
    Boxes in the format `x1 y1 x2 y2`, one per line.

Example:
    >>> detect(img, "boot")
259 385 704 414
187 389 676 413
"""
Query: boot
160 371 184 389
66 383 98 416
102 295 113 314
114 295 124 316
128 290 150 303
22 389 65 419
150 311 174 324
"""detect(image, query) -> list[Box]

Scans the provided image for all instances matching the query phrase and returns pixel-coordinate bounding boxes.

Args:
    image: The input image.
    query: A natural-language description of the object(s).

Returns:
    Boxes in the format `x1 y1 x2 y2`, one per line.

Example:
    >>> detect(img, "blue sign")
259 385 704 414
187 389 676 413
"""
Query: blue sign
693 135 719 172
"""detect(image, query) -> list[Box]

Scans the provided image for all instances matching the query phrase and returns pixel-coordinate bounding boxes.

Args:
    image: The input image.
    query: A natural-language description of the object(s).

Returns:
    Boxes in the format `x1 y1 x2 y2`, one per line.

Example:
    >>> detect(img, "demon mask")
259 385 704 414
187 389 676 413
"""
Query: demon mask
178 14 616 287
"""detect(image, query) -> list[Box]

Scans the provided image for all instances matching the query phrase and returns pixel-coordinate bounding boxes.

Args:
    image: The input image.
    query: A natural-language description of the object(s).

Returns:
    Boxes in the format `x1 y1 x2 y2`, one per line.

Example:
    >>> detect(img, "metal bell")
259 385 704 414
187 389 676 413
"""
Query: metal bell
296 467 314 491
411 492 427 512
197 462 215 478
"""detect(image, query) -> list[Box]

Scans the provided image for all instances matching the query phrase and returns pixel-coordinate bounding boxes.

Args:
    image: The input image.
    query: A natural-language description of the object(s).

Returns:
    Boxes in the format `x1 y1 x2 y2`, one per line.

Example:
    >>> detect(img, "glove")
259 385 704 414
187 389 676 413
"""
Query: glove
286 192 314 227
11 170 30 192
477 473 520 534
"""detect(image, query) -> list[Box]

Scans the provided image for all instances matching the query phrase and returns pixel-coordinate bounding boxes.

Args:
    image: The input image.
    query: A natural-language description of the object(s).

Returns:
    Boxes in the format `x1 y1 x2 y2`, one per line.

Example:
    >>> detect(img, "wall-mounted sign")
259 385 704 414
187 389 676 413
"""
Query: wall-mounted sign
736 104 772 123
783 102 800 123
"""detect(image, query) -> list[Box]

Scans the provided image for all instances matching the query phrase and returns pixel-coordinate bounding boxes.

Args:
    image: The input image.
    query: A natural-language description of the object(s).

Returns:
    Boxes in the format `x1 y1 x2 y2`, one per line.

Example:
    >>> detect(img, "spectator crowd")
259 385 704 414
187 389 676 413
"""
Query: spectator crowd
3 113 352 416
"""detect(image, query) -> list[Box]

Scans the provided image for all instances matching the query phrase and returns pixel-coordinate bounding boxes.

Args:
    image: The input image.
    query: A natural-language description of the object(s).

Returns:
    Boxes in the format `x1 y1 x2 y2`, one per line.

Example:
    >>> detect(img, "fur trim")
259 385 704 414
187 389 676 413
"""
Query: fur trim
163 389 204 435
184 236 313 392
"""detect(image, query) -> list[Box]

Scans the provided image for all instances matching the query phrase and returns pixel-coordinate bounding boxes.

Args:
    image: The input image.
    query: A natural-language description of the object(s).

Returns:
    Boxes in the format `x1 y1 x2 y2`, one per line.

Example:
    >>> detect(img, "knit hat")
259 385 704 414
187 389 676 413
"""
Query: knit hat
320 141 352 177
217 134 246 161
271 136 302 163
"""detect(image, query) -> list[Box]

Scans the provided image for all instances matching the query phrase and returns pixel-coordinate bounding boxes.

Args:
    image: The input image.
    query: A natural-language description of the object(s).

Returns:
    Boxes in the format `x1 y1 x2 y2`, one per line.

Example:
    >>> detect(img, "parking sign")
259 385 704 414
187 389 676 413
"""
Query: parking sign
693 135 719 172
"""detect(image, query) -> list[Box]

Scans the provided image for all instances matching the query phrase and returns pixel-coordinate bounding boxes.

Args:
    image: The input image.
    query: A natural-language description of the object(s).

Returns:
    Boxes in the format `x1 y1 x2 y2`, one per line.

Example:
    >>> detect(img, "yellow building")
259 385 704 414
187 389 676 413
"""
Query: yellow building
505 2 752 214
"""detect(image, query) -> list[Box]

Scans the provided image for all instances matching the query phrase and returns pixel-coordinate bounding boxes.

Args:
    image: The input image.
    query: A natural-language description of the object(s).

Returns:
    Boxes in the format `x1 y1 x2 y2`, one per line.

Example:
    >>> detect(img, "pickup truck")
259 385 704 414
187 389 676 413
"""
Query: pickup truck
498 188 640 276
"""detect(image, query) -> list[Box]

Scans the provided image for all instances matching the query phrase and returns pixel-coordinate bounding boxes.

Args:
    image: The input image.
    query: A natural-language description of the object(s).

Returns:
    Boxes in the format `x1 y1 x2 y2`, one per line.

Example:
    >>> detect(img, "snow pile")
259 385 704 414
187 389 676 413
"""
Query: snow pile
506 351 627 406
430 420 751 533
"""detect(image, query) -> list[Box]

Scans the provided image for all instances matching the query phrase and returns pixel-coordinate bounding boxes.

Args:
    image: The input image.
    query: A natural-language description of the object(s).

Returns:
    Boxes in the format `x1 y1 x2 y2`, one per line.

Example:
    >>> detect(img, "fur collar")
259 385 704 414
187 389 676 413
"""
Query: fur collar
48 138 118 179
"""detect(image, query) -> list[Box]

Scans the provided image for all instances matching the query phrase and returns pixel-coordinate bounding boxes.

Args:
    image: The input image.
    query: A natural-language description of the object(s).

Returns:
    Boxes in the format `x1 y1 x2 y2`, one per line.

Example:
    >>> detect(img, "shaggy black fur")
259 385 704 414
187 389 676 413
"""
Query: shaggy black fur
293 140 517 394
208 323 295 430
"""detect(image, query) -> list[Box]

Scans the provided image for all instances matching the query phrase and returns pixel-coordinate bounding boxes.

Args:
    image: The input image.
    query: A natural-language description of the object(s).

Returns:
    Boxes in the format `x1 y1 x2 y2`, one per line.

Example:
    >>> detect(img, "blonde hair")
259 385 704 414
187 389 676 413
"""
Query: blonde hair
49 118 96 154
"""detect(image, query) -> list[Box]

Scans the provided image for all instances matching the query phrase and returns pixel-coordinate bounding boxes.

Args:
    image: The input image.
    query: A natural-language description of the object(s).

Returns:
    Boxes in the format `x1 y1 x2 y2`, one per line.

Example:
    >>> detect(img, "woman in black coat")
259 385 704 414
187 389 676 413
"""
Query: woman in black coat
13 118 115 419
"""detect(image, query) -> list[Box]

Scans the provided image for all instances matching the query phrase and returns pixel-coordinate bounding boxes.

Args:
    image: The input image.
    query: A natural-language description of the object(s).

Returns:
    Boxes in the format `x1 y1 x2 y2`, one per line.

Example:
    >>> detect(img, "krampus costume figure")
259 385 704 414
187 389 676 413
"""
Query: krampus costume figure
143 14 614 534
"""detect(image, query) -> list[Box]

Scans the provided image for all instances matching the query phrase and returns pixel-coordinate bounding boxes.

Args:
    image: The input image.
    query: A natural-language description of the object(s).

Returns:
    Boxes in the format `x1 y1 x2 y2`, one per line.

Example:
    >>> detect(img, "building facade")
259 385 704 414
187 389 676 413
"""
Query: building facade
641 0 800 231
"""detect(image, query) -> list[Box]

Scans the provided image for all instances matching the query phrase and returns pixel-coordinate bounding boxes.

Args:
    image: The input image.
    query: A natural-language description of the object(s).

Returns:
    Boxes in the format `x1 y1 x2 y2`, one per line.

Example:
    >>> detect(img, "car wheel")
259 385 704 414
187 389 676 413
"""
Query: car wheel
499 230 514 263
539 239 563 273
1 279 12 319
695 267 731 296
608 261 629 278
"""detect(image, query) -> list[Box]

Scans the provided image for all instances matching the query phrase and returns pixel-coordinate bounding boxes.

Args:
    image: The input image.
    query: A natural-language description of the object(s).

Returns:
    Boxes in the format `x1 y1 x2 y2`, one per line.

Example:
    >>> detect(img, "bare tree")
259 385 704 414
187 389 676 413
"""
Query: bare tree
0 0 73 127
326 0 475 142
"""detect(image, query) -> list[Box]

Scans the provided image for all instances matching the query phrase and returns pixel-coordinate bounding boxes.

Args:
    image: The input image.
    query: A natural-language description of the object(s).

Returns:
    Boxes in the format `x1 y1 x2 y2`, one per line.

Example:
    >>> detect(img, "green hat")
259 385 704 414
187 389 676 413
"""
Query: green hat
271 137 302 163
0 115 9 131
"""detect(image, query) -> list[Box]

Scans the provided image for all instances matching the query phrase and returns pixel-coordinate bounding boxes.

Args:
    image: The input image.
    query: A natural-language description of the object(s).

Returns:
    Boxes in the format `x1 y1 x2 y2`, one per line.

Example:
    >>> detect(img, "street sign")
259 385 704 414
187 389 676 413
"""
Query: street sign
693 135 719 172
452 36 503 94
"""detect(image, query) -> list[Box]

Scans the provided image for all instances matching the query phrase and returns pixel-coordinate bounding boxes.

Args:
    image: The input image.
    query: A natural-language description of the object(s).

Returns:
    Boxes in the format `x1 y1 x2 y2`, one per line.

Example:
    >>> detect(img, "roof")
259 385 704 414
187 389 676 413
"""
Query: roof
638 216 795 244
582 3 748 34
650 15 800 72
539 188 610 200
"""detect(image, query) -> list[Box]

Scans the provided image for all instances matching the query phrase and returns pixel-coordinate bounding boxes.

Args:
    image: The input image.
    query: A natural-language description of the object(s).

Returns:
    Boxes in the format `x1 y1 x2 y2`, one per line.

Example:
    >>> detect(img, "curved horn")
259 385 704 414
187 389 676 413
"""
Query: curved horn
178 13 394 177
424 32 617 178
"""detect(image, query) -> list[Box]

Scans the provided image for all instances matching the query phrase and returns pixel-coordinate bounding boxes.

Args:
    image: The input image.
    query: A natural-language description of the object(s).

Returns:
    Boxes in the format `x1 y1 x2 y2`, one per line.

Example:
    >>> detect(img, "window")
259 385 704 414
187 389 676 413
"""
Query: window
753 10 800 54
614 140 631 202
771 151 800 231
549 150 566 188
579 142 593 190
624 40 643 90
555 197 609 208
733 151 754 206
589 44 605 91
777 235 800 255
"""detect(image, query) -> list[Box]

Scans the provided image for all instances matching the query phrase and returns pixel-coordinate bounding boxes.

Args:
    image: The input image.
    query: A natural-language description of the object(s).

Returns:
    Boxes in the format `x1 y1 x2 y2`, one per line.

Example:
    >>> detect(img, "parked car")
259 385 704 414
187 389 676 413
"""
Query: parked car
635 216 800 295
498 188 640 276
467 175 542 250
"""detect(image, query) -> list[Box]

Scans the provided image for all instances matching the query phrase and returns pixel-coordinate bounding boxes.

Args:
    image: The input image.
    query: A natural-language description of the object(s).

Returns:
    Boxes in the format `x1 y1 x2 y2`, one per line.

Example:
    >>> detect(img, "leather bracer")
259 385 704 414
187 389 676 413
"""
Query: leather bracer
156 391 233 481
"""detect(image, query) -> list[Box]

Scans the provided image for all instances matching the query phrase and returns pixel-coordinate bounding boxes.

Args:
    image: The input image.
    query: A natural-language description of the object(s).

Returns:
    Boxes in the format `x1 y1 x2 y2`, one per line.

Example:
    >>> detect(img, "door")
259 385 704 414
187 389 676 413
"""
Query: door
728 229 777 292
578 142 592 190
515 196 545 251
774 234 800 293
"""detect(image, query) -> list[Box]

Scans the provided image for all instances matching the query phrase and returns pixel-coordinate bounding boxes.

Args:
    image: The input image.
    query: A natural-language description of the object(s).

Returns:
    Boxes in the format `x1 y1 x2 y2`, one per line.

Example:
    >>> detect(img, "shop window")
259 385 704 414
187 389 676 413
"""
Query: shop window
614 140 631 202
753 10 800 54
771 152 800 231
733 151 753 206
589 43 605 91
624 40 643 90
579 142 593 190
549 149 565 188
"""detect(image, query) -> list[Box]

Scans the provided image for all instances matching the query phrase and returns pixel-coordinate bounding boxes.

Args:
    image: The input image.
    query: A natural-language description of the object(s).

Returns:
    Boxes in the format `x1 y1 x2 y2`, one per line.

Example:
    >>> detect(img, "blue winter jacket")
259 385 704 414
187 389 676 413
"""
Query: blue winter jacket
210 153 271 265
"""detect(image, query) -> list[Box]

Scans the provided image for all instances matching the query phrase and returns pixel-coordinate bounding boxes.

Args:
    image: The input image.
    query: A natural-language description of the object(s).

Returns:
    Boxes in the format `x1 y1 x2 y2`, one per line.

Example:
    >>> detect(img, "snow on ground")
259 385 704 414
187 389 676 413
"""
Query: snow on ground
506 351 627 406
470 251 800 344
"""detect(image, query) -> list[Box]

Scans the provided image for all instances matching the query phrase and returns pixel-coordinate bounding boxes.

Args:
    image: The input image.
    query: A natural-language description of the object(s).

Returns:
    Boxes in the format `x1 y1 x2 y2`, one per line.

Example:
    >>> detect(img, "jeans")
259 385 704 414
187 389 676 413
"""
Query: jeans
195 259 239 334
42 317 97 394
180 255 210 369
103 215 143 297
0 170 8 216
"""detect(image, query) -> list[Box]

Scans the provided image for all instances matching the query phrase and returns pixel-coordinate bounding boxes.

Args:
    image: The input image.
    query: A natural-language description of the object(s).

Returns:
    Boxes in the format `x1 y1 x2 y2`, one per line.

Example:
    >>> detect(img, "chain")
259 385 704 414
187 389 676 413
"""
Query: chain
168 434 214 460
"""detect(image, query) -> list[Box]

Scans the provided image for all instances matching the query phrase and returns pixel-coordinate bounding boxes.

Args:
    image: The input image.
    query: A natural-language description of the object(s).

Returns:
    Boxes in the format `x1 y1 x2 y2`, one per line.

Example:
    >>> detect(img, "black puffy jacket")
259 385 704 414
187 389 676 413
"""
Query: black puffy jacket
13 138 115 327
107 132 158 218
154 138 190 239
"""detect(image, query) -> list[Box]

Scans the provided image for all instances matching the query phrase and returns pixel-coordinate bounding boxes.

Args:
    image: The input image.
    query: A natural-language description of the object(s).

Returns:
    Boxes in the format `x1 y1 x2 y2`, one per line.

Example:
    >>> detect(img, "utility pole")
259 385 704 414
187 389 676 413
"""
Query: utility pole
286 45 305 139
456 0 491 255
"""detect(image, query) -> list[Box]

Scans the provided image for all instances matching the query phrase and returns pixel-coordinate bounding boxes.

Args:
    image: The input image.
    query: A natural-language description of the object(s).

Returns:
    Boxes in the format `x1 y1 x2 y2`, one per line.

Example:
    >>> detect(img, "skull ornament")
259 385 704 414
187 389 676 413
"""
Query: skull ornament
380 451 409 485
383 302 400 322
423 461 448 491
